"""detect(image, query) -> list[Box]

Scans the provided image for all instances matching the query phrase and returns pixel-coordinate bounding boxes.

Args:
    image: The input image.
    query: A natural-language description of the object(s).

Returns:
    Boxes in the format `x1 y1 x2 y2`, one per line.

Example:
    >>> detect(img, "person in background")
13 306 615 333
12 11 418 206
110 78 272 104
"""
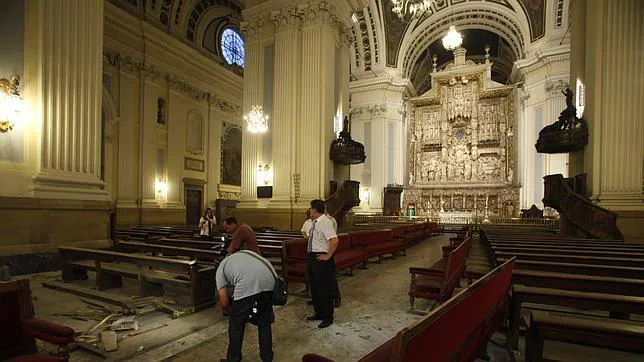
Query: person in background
223 216 261 254
199 208 216 241
305 199 338 328
216 250 276 362
301 210 313 238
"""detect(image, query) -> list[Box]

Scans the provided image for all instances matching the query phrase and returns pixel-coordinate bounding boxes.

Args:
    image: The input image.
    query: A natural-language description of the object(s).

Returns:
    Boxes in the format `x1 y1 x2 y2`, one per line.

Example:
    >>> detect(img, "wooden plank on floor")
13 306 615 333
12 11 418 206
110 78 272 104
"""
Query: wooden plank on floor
42 280 136 309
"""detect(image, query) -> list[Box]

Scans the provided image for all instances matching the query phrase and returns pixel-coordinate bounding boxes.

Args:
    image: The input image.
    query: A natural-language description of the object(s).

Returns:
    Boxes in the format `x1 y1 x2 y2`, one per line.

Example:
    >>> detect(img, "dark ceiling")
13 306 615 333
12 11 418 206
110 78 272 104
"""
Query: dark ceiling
410 29 517 95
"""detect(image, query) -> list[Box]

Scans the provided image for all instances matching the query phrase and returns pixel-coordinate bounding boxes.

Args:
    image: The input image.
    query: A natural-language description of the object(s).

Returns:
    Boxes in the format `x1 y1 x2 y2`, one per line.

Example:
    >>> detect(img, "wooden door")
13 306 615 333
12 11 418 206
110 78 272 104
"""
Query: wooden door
185 186 203 227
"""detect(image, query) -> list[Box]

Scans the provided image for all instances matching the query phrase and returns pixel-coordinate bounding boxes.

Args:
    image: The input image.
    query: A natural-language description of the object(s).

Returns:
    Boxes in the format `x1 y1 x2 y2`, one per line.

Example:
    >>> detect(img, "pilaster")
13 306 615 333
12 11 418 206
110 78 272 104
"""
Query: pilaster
30 0 107 200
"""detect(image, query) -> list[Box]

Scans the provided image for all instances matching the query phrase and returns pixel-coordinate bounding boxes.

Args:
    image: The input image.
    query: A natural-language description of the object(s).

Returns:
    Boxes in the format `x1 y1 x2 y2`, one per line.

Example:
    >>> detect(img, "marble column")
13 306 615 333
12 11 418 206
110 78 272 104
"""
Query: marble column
240 20 261 204
30 0 107 200
269 13 298 207
571 0 644 209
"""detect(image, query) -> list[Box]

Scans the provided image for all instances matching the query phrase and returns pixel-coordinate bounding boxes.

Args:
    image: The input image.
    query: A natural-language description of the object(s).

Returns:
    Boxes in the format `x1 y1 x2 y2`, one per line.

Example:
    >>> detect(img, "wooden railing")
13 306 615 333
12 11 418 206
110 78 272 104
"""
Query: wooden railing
351 214 559 232
325 180 360 227
543 174 623 240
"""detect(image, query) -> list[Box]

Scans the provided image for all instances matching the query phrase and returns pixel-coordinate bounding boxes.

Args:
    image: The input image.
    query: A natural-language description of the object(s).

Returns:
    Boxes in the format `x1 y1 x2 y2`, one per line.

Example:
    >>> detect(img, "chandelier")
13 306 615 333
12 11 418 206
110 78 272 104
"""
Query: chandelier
442 25 463 51
391 0 436 19
244 105 269 133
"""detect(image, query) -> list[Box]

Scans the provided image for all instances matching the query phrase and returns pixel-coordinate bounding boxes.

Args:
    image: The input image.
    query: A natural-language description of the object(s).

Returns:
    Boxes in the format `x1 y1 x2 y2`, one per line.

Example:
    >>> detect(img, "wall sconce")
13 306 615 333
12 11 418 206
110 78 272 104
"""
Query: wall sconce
359 186 370 204
155 179 168 200
0 75 24 133
256 164 273 186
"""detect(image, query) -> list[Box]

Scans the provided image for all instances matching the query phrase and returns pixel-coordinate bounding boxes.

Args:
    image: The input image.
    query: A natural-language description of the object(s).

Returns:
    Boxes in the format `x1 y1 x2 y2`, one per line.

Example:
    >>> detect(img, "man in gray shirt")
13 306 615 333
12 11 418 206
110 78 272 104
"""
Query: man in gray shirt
216 251 276 362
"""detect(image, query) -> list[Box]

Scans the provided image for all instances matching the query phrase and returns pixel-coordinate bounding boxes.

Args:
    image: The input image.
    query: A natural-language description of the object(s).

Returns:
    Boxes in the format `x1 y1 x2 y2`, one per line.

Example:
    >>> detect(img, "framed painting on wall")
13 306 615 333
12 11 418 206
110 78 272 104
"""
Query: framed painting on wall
184 157 205 172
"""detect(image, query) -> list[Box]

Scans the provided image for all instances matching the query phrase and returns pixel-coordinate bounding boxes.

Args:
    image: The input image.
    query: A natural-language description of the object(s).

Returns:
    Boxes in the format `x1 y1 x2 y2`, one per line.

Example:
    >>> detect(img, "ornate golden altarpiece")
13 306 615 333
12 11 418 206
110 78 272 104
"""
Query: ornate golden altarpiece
404 49 519 219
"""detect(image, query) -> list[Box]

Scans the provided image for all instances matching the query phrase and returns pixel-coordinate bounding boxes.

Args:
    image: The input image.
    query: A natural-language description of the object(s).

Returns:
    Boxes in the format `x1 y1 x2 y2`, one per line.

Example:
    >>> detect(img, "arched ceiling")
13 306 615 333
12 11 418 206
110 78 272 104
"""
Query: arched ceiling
351 0 549 82
109 0 244 74
411 29 517 94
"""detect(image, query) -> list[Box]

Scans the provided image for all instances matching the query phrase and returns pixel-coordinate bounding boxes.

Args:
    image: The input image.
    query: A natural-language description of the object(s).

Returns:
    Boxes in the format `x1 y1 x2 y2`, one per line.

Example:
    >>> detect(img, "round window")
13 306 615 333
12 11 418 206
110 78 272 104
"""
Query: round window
220 28 245 67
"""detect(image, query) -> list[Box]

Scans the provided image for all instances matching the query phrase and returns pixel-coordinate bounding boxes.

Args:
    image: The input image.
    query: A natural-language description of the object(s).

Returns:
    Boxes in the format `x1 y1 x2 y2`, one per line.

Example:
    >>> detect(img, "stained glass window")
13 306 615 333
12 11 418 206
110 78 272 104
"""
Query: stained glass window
221 28 245 67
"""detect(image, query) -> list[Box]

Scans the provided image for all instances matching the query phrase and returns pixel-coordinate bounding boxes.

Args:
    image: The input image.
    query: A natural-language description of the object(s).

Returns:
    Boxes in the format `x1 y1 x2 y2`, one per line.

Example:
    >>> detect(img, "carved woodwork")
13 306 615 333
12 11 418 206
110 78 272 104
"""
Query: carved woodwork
536 88 588 154
325 180 360 226
521 205 544 218
543 174 623 240
384 186 404 216
330 116 366 165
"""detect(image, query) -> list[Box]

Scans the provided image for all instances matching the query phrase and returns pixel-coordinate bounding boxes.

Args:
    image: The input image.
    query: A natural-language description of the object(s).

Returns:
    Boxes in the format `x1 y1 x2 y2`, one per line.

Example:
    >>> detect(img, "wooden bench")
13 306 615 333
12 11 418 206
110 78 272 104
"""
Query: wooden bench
149 238 222 250
114 230 150 241
491 246 644 259
498 257 644 279
494 251 644 268
408 238 470 311
512 269 644 296
350 229 407 261
509 284 644 349
59 247 216 310
303 258 515 362
113 241 223 261
525 310 644 361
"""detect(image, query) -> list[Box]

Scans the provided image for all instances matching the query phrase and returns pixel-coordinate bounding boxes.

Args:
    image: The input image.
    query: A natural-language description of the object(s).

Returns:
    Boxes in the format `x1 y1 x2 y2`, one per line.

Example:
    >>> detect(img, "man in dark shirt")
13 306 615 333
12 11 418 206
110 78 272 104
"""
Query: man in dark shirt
223 216 260 254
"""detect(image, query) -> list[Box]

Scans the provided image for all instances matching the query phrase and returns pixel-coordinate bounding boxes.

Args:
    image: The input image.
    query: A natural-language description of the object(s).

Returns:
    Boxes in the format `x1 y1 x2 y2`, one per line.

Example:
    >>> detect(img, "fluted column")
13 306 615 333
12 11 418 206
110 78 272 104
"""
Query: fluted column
298 5 336 201
270 13 298 206
240 21 261 203
571 0 644 209
31 0 106 200
116 70 139 208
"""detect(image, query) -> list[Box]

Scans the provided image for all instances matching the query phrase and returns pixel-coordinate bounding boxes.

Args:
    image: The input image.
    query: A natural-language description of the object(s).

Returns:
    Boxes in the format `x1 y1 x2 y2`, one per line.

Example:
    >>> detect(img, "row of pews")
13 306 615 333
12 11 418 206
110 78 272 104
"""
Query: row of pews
51 226 302 311
282 223 441 290
303 257 516 361
481 228 644 360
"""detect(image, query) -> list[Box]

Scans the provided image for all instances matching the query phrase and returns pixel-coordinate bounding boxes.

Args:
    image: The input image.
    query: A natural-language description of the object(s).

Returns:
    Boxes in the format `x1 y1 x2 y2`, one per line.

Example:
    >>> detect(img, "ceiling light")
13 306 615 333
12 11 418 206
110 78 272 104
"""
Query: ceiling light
442 25 463 51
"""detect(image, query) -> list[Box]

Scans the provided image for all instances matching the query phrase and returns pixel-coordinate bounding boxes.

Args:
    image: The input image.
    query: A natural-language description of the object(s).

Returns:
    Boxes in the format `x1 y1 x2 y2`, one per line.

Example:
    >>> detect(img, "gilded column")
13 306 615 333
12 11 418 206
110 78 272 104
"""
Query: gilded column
240 20 261 203
270 11 298 206
32 0 106 200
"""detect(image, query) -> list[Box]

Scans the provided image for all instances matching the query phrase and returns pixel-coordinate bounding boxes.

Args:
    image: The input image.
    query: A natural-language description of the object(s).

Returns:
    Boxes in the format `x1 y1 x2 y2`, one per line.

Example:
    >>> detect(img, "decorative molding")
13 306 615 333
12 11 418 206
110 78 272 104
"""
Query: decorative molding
218 184 242 200
184 157 205 172
351 104 387 118
298 1 339 28
270 8 299 31
544 78 569 96
240 19 262 38
210 97 242 116
168 76 210 103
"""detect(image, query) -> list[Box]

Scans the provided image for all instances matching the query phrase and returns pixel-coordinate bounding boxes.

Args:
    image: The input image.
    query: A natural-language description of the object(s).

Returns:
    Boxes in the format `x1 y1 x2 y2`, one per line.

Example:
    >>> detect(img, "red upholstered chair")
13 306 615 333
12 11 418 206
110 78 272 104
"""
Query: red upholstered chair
0 279 75 362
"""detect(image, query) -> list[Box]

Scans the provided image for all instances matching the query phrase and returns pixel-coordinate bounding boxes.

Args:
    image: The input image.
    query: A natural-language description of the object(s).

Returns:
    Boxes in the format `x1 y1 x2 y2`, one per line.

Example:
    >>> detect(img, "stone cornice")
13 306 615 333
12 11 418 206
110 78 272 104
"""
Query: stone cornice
240 18 263 38
104 50 242 115
515 44 571 76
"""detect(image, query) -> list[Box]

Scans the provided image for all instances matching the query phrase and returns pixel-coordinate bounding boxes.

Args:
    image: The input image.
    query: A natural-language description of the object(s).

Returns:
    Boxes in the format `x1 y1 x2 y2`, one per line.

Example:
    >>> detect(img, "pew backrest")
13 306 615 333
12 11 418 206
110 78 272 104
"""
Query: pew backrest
394 258 515 361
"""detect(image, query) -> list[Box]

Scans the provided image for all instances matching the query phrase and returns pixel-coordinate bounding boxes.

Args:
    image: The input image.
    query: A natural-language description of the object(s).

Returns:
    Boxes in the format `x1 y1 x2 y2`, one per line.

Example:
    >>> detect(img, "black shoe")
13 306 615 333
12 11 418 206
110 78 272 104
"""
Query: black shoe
318 319 333 328
334 299 341 308
307 314 324 321
307 300 314 306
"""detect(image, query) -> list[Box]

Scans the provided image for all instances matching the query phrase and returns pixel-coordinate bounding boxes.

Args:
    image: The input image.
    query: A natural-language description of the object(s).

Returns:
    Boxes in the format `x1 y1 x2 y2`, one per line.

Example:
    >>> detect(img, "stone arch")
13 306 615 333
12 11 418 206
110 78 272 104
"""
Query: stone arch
398 1 531 78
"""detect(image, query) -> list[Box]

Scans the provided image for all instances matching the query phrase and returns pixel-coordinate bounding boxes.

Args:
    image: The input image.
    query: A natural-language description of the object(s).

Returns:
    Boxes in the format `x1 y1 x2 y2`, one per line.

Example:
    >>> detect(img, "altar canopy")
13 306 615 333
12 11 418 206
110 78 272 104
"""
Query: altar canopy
405 48 519 218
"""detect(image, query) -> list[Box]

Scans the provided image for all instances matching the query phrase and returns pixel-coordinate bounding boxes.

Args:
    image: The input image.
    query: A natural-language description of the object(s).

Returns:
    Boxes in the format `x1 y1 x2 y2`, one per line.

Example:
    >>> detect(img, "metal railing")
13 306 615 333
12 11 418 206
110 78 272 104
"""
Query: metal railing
351 214 559 232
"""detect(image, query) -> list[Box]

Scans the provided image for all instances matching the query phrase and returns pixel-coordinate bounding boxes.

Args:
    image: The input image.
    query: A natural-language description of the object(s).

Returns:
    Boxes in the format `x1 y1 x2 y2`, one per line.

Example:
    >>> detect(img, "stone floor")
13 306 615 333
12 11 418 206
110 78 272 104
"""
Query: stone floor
25 233 644 361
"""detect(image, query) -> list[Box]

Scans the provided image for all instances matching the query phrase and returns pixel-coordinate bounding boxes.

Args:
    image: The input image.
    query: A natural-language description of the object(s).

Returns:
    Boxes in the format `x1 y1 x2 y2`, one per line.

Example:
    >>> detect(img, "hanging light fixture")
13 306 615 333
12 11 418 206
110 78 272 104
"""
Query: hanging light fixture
244 105 269 133
442 25 463 51
391 0 437 19
245 13 269 134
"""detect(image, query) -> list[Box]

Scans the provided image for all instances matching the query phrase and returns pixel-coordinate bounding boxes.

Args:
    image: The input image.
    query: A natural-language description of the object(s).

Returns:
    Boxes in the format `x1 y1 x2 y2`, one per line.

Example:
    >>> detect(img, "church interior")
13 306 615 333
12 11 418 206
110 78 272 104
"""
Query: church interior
0 0 643 361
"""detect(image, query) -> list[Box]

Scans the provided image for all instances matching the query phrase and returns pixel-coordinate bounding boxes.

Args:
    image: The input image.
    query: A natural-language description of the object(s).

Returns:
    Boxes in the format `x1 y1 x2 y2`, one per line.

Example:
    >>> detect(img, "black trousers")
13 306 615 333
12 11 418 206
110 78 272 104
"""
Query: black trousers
227 291 274 362
331 258 341 303
307 253 335 320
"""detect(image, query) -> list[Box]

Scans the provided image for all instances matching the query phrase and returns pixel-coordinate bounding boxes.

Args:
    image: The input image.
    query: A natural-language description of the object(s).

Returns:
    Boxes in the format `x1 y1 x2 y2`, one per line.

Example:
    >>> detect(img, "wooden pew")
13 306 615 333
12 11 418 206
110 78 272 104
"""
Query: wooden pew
491 246 644 259
494 251 644 267
508 284 644 349
512 270 644 297
489 240 644 251
59 247 216 310
303 258 516 362
149 238 221 250
113 241 223 261
498 257 644 279
114 230 149 241
525 310 644 361
408 238 470 311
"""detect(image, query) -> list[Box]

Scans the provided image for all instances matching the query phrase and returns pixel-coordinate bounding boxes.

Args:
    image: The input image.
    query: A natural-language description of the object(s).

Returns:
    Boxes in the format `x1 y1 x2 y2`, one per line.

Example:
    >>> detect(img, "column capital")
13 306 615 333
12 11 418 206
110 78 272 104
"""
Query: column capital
298 1 339 29
270 8 299 32
544 78 569 97
240 19 262 39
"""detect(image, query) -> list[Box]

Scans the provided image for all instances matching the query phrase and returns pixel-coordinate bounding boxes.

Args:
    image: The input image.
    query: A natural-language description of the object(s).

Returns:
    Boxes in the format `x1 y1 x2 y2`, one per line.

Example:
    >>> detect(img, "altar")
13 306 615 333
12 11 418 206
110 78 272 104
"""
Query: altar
404 47 519 217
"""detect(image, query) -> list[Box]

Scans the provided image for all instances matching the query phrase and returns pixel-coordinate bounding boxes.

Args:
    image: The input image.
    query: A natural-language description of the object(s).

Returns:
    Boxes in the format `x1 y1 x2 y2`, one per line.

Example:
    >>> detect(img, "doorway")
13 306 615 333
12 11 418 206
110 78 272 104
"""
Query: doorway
185 185 203 227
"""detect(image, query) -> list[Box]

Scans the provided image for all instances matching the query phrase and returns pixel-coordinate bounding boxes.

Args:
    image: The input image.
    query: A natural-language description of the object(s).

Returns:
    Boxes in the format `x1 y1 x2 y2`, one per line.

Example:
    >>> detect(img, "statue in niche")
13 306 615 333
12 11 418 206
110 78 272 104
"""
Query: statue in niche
157 97 166 125
408 172 414 185
507 167 514 184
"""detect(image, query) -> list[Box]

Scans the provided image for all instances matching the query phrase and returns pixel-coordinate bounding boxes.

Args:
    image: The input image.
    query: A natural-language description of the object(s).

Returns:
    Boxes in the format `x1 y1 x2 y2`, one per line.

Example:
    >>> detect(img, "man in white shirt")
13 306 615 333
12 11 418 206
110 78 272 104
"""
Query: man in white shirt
305 199 338 328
